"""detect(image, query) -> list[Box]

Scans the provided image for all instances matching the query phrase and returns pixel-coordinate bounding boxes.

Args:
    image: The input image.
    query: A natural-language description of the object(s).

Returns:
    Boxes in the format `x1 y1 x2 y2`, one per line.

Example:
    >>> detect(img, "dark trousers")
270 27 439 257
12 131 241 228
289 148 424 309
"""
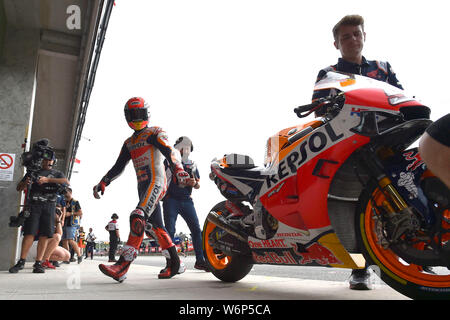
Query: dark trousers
109 239 118 260
86 242 95 259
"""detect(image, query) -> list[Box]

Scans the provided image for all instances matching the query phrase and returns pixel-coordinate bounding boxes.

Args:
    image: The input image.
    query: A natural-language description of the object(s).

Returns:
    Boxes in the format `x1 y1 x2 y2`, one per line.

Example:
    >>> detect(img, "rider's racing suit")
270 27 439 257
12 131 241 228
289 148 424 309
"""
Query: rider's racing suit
99 126 185 279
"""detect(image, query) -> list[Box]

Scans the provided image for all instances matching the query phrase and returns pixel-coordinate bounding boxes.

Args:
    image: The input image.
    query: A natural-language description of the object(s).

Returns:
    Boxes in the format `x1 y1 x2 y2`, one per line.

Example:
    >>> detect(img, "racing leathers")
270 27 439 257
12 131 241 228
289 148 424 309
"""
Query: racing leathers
96 126 188 281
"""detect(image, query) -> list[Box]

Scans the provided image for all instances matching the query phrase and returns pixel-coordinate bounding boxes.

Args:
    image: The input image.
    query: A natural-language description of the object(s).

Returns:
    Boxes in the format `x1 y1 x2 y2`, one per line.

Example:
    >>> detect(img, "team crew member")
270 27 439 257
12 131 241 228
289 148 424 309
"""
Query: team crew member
312 14 404 290
105 214 120 262
85 228 97 260
93 97 189 282
162 136 209 271
312 14 403 117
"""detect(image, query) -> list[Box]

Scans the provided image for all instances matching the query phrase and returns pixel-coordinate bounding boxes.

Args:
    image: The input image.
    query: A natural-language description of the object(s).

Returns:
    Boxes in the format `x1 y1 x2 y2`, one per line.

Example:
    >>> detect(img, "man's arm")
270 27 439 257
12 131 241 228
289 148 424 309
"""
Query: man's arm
94 142 131 198
60 207 66 226
147 128 183 171
16 175 32 192
37 176 70 185
147 128 189 184
102 142 132 185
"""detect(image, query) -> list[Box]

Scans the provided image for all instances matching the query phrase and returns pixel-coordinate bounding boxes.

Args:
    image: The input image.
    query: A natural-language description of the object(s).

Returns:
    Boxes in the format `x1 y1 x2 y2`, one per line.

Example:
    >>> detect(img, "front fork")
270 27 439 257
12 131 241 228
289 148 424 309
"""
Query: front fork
360 146 409 213
357 146 427 244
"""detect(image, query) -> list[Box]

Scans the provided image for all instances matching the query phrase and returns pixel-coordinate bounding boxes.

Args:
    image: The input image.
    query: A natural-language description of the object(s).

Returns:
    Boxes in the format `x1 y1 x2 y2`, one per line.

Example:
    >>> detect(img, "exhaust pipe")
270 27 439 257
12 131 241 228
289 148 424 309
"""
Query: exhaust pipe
207 211 248 243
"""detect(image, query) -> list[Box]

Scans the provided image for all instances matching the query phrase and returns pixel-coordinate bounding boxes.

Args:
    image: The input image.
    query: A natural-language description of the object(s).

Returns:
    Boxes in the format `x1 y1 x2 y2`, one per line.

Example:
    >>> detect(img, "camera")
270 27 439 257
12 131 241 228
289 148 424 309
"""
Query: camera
9 210 30 228
20 139 55 172
9 139 56 228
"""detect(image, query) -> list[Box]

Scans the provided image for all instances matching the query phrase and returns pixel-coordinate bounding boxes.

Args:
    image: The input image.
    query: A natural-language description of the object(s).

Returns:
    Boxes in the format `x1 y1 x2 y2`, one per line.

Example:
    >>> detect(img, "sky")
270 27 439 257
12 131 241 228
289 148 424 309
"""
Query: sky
69 0 449 241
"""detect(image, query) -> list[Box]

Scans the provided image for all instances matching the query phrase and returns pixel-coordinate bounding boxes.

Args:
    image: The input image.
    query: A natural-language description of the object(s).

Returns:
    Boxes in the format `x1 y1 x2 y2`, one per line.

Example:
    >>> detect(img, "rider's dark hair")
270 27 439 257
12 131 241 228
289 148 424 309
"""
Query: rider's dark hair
332 14 364 41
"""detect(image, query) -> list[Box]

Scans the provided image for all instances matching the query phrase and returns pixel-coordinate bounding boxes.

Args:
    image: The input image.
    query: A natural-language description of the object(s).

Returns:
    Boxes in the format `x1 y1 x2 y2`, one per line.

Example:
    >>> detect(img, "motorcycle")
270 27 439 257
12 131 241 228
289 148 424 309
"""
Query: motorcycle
202 71 450 300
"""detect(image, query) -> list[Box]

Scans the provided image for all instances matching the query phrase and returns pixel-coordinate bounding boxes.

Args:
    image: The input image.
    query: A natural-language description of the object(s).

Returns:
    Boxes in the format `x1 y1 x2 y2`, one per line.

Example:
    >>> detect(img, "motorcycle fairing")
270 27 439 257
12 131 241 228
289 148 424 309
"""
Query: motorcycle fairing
259 106 371 230
249 223 365 268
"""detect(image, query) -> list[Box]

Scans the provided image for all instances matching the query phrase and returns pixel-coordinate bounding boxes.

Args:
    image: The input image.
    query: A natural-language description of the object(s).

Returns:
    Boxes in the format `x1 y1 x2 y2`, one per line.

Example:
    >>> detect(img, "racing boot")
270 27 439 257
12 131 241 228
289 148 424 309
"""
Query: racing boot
98 245 137 283
160 249 186 275
158 246 183 279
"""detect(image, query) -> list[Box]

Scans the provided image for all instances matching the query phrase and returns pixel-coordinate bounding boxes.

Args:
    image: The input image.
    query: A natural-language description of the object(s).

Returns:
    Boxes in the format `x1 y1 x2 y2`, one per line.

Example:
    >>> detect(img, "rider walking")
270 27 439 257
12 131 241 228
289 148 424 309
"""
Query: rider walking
93 97 189 282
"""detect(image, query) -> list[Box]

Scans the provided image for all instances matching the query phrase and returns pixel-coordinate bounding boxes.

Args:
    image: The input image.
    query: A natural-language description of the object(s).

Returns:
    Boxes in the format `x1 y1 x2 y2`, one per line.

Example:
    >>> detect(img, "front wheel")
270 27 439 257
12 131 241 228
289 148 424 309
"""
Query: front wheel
356 180 450 300
202 201 253 282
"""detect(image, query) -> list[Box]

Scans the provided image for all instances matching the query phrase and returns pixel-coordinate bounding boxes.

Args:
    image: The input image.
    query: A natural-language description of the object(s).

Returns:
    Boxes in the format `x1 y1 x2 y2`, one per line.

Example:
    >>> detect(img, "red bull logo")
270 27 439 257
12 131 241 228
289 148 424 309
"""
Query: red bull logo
292 242 341 265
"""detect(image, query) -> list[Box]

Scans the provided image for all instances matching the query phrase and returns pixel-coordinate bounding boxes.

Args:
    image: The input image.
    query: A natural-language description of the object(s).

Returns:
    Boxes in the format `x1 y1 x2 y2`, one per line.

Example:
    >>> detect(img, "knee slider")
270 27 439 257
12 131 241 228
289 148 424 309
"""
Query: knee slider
130 208 145 237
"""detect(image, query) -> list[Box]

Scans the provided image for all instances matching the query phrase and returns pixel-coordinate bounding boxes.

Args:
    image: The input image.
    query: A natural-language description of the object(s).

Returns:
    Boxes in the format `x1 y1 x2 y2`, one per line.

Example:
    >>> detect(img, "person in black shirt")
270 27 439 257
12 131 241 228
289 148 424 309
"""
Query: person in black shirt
419 113 450 188
10 151 69 274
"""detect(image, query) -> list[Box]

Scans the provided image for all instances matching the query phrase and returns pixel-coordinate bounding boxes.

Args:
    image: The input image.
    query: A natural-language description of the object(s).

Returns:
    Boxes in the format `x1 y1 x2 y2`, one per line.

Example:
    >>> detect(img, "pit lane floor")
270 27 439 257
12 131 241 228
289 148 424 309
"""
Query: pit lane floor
0 256 408 300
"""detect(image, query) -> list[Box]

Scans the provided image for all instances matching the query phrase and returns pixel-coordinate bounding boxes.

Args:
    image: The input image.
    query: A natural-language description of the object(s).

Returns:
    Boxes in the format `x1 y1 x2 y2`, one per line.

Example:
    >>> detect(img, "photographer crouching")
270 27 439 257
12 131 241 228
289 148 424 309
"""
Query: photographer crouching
9 140 70 273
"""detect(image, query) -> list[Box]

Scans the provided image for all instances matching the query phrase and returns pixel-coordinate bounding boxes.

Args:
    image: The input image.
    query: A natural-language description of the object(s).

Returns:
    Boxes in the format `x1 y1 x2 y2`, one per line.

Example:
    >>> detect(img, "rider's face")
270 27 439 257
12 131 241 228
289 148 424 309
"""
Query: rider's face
334 24 365 62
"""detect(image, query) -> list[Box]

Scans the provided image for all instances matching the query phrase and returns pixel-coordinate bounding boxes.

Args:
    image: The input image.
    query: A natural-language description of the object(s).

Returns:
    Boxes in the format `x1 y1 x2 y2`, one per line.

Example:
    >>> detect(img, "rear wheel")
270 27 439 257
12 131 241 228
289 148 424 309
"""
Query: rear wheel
356 180 450 299
202 201 253 282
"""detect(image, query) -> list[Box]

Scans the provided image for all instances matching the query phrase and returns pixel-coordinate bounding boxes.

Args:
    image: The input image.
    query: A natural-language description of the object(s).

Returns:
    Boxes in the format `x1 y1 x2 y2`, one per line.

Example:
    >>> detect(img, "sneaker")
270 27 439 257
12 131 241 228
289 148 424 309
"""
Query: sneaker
77 256 83 264
42 260 56 269
9 259 26 273
194 260 211 272
33 261 45 273
51 261 60 268
62 261 70 264
178 261 186 274
349 269 373 290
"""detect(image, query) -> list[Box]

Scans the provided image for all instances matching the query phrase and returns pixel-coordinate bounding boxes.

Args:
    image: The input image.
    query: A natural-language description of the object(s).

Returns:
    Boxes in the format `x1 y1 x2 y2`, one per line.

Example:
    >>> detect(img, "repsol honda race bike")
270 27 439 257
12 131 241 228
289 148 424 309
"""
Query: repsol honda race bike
203 71 450 299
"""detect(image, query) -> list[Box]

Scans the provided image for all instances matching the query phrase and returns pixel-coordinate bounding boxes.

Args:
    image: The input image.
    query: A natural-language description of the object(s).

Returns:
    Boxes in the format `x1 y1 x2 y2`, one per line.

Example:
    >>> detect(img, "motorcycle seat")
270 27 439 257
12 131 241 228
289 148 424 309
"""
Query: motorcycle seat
222 154 267 180
224 153 256 169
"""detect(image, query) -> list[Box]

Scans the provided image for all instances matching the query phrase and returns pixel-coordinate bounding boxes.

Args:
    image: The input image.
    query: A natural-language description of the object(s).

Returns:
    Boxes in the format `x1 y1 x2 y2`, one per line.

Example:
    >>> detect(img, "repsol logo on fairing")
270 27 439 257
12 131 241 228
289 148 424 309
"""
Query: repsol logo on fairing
265 123 344 188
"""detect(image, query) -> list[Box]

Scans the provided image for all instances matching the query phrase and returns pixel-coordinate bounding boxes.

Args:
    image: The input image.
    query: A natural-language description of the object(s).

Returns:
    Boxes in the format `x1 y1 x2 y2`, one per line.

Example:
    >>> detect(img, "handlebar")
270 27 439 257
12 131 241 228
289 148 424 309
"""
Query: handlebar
294 93 345 118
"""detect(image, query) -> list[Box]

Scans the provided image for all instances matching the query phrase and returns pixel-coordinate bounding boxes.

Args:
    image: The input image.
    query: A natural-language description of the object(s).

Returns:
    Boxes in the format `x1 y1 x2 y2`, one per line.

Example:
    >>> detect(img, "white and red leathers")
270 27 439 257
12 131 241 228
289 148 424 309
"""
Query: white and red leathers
95 125 188 282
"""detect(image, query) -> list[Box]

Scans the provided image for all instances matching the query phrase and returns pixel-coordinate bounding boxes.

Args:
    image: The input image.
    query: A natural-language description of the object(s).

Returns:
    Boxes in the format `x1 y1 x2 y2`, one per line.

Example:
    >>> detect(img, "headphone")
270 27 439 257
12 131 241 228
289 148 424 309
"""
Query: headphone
111 213 119 219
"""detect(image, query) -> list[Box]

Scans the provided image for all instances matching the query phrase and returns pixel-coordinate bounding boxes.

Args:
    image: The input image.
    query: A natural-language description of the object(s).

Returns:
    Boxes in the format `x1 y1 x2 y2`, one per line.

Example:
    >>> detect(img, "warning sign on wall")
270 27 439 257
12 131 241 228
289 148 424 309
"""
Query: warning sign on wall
0 153 16 181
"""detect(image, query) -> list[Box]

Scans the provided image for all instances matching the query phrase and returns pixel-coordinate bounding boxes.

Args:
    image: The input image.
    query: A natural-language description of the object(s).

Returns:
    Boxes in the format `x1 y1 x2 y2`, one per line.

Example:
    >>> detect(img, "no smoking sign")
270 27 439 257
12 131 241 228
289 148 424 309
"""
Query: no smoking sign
0 153 16 181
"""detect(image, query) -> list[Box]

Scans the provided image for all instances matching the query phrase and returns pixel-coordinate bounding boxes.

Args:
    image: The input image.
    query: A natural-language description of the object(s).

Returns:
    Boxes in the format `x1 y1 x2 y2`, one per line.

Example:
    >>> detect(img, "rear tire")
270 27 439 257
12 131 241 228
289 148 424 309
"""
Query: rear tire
202 201 253 282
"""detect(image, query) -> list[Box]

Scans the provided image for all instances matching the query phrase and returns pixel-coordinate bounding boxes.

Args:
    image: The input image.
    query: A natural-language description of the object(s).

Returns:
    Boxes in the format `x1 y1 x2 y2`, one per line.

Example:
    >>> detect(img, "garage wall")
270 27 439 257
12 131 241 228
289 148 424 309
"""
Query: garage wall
0 26 40 270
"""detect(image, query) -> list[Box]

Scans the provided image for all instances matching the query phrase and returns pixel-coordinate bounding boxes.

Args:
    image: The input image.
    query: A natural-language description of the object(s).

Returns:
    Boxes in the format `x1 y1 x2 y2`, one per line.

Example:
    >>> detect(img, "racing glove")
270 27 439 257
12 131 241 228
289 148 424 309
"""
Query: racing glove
175 169 190 186
93 180 107 199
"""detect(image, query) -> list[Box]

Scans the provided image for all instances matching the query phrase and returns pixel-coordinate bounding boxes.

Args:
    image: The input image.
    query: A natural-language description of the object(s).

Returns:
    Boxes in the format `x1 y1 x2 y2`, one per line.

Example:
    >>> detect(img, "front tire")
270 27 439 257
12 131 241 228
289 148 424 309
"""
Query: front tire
202 201 253 282
356 181 450 300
